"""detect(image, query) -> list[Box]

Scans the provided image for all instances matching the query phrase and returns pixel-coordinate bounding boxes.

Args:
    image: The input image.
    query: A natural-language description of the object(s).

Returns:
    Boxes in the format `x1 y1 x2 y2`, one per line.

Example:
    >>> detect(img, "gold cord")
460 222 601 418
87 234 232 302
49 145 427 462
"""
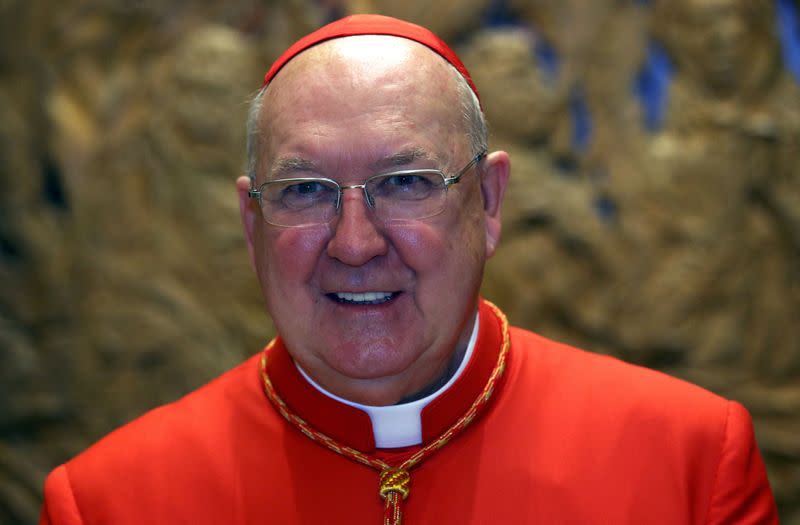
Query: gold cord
260 301 510 524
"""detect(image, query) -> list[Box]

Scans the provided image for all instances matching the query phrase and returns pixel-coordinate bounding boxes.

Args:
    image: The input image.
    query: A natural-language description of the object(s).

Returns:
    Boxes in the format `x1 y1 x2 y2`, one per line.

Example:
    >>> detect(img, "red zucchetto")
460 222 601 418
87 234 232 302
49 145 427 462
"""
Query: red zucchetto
261 14 480 103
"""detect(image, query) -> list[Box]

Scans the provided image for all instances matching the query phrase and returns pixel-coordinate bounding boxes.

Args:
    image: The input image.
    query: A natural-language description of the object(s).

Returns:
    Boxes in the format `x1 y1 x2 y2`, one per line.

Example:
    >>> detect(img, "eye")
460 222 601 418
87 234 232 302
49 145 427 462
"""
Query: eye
387 174 425 187
370 171 442 201
265 179 337 210
287 181 328 196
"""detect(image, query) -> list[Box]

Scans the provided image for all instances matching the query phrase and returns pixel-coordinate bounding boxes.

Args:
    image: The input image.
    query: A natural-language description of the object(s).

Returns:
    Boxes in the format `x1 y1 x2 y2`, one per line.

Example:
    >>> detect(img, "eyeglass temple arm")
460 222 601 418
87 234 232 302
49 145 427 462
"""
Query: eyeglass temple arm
444 149 487 186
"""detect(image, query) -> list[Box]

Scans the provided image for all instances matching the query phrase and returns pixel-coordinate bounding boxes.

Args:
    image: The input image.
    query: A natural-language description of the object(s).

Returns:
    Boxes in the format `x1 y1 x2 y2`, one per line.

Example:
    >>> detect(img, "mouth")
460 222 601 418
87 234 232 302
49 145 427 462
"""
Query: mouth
327 291 400 305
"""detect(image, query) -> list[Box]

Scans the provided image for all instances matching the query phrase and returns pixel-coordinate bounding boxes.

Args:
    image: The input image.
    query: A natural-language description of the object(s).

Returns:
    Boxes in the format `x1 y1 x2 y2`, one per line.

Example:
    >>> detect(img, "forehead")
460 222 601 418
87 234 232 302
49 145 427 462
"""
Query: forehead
266 35 457 100
256 36 465 168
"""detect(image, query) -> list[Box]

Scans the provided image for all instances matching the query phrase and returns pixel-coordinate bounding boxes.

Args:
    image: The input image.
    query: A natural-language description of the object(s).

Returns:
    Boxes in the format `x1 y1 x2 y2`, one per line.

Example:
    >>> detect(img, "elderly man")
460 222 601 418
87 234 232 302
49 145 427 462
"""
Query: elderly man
39 15 777 525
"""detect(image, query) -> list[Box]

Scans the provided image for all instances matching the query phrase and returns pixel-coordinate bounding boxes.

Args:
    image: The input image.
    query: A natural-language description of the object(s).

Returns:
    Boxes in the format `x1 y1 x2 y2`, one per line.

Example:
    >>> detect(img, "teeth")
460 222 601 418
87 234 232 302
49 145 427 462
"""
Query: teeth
334 292 394 304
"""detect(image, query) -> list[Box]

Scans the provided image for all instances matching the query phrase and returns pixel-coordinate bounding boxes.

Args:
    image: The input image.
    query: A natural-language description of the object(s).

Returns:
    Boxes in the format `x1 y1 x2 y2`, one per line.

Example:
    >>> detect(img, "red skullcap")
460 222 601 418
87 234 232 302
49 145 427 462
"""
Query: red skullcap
261 14 480 104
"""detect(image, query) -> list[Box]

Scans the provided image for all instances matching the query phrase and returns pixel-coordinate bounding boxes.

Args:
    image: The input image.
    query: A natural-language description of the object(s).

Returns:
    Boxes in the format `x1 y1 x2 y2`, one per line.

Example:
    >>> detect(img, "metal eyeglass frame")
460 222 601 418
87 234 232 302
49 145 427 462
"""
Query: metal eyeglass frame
248 149 487 223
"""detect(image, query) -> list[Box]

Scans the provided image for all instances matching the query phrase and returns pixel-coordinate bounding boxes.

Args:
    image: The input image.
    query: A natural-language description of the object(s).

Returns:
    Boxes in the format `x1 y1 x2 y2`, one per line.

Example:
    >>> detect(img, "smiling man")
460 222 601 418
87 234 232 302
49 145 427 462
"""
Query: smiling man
40 15 778 525
238 30 503 409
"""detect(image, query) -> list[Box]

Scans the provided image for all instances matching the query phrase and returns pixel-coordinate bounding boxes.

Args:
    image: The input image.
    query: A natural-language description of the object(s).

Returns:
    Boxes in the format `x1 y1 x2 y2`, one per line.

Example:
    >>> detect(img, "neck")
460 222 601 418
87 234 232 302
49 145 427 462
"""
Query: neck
398 342 468 404
295 312 480 447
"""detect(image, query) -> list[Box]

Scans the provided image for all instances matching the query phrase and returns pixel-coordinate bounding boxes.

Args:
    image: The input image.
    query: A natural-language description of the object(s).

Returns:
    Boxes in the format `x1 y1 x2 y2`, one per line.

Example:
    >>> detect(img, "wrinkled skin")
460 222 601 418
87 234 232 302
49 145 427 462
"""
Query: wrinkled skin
238 36 509 406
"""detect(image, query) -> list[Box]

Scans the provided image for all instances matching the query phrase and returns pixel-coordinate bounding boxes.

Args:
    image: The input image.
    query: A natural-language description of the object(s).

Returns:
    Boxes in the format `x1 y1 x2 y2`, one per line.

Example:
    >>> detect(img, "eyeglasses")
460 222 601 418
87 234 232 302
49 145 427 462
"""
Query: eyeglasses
248 150 486 227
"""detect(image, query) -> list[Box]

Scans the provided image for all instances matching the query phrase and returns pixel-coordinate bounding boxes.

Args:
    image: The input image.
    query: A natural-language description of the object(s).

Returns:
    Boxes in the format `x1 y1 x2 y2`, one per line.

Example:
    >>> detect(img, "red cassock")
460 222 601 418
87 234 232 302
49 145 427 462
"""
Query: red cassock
40 300 778 524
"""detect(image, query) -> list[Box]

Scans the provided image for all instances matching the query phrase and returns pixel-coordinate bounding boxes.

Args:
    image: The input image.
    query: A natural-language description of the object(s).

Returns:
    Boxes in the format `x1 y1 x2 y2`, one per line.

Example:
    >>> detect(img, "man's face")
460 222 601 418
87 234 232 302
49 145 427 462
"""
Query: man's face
239 36 508 405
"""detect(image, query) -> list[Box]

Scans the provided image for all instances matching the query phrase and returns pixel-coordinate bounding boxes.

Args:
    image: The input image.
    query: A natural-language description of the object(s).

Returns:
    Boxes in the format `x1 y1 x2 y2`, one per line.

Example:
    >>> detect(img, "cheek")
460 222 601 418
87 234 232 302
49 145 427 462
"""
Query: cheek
448 190 488 260
388 201 486 277
258 225 331 293
387 222 446 274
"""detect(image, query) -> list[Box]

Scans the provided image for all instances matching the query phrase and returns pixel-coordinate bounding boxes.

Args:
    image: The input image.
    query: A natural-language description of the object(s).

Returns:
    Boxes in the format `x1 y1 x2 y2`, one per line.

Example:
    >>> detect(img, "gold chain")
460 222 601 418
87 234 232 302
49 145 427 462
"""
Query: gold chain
259 301 510 524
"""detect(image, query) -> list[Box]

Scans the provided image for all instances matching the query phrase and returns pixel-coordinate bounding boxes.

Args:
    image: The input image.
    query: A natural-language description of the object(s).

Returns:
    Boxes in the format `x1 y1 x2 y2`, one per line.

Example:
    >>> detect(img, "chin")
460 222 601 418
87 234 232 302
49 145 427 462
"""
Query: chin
326 340 421 381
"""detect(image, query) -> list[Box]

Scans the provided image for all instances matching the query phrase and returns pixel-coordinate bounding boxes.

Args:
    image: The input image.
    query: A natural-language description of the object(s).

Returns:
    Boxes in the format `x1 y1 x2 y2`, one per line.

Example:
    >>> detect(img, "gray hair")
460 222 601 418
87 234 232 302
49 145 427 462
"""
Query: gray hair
245 63 487 183
450 64 489 160
246 87 267 183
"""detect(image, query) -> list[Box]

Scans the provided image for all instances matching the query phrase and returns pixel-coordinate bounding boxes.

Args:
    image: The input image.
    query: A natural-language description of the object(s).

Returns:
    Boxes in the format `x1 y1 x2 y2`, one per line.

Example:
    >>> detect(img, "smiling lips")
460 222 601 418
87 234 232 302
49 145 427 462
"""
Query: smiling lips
330 291 399 305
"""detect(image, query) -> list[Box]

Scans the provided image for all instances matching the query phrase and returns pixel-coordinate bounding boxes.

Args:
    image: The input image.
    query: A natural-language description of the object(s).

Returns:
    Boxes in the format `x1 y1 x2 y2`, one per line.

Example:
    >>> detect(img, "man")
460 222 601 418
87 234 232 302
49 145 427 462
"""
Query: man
39 14 778 524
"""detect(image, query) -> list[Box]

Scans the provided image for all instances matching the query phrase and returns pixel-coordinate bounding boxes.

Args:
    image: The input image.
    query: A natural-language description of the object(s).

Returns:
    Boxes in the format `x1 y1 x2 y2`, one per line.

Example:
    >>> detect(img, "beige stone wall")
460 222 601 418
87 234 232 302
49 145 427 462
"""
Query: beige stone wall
1 1 798 522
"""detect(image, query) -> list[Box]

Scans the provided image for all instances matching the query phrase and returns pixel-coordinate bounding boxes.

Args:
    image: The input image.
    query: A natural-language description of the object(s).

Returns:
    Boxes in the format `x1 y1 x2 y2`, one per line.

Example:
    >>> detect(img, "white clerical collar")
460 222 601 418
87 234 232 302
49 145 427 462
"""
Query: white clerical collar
296 312 480 448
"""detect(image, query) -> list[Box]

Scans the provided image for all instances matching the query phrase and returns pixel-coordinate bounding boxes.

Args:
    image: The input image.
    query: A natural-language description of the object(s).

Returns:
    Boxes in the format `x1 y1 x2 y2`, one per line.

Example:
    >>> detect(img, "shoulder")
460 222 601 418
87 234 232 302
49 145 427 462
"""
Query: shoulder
72 352 265 461
41 353 274 523
502 326 778 523
508 325 727 414
504 324 737 471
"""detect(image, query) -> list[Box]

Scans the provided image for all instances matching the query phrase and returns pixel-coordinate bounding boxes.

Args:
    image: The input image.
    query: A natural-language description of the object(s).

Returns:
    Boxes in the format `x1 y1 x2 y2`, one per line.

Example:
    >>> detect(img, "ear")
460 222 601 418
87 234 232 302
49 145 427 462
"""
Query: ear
237 175 259 273
480 151 510 258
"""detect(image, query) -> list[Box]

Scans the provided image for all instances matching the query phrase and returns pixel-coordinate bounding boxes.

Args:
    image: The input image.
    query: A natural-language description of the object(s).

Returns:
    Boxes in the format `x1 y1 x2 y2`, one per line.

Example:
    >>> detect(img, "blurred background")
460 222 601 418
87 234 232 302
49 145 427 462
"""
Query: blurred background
1 0 798 522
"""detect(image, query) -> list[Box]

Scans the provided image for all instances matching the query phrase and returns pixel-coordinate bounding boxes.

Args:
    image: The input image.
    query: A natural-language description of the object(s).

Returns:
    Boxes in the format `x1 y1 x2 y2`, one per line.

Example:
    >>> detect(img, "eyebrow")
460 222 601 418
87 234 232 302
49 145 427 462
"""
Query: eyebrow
269 157 319 179
370 148 438 172
268 148 439 179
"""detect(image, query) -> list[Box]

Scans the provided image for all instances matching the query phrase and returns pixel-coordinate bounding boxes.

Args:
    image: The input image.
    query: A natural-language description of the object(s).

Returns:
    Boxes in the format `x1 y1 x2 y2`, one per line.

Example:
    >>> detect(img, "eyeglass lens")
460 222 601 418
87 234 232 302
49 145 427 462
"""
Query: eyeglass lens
261 170 448 227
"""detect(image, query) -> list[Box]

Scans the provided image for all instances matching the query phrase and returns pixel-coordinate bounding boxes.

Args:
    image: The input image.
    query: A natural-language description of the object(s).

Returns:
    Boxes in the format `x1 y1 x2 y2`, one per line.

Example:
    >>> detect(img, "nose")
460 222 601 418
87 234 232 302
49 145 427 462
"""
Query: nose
325 187 388 266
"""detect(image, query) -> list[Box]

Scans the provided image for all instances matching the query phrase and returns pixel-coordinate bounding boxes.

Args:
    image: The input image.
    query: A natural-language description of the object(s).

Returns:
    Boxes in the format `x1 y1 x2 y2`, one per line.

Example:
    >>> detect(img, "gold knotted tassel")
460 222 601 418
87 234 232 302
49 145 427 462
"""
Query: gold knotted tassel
379 469 410 525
